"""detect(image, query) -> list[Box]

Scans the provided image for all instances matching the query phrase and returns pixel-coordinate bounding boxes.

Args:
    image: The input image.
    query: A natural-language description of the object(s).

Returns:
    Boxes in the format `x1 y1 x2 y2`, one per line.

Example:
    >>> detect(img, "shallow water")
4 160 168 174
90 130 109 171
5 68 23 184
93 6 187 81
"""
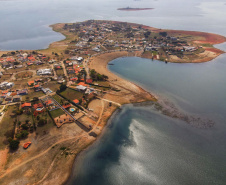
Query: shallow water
1 0 226 50
1 0 226 184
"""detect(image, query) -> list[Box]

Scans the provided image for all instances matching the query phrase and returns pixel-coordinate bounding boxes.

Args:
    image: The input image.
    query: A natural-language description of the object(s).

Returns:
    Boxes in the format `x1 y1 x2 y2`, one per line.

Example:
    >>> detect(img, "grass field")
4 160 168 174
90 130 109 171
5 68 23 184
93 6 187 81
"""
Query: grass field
50 108 65 118
60 88 83 101
43 81 60 92
52 94 67 105
22 91 44 101
55 69 65 76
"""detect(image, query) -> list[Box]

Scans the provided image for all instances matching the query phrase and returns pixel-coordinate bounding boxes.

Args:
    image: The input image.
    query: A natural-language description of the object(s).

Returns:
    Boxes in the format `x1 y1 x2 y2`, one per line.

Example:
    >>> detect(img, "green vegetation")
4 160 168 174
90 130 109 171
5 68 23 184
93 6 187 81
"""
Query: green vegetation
52 94 66 105
59 84 67 92
201 43 213 48
43 81 60 92
50 108 65 119
90 69 108 81
60 88 83 101
8 138 20 151
15 130 29 139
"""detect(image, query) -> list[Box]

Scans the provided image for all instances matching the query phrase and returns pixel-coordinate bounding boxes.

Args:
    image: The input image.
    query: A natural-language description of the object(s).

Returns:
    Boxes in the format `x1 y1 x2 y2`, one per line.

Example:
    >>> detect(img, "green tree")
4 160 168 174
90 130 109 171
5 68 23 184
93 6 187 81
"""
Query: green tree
21 124 29 130
8 138 20 150
38 119 47 127
59 84 67 92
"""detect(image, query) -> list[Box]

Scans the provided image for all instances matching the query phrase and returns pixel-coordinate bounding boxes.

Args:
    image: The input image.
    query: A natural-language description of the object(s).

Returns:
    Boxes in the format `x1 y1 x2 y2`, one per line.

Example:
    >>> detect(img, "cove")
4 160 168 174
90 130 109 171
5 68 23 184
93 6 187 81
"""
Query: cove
67 56 226 185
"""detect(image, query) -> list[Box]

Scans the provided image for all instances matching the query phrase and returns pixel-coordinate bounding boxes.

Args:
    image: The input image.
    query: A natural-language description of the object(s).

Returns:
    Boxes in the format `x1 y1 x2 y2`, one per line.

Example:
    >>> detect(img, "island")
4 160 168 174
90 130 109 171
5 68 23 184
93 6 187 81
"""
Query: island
0 20 225 185
117 7 154 11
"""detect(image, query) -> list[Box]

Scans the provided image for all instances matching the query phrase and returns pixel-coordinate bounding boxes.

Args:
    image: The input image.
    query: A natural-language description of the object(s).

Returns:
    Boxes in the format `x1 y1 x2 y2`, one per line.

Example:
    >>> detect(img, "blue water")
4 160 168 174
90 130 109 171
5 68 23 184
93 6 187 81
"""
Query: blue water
68 56 226 185
1 0 226 184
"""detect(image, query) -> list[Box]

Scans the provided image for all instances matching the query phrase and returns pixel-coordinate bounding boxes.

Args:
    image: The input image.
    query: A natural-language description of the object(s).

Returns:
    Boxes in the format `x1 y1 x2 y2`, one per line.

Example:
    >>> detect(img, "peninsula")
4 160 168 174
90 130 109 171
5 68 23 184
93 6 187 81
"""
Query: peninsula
0 20 225 185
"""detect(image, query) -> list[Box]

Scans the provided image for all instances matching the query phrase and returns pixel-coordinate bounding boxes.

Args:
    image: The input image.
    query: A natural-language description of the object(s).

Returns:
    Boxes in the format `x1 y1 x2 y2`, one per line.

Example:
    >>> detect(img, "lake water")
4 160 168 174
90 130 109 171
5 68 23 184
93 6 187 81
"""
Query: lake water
1 0 226 184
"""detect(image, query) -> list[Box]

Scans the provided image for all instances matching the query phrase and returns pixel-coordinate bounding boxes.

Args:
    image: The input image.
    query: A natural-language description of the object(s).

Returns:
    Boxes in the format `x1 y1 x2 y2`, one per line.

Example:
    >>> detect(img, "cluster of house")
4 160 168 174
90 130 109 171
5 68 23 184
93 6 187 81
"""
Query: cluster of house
27 79 52 95
0 89 28 104
41 97 59 111
0 52 48 70
0 82 14 90
73 82 96 95
64 56 84 76
63 20 200 58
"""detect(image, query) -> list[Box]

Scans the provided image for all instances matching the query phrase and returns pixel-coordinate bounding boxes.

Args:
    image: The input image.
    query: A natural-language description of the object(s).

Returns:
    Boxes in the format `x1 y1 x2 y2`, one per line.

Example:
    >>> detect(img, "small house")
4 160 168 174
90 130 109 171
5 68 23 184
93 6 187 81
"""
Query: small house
73 99 79 105
21 102 32 109
13 95 21 102
17 89 28 95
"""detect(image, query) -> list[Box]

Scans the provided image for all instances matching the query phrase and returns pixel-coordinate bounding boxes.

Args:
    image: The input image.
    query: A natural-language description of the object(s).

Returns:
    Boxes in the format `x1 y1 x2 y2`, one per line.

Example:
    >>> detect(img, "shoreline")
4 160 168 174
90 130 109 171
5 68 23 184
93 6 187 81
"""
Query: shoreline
0 20 226 184
64 106 122 184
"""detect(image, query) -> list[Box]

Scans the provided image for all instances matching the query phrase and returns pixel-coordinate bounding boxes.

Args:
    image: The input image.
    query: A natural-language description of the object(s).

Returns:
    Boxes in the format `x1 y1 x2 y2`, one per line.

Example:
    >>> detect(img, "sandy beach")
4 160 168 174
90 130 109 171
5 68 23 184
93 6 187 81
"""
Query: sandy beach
0 20 226 184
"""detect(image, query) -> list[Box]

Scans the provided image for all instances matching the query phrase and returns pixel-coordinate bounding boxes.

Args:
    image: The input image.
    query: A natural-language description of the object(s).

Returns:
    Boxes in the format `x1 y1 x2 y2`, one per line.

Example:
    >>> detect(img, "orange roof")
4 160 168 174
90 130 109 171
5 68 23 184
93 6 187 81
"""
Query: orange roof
45 100 53 105
77 82 88 86
28 80 35 86
34 84 40 88
62 104 72 109
2 90 8 94
28 56 35 61
86 79 93 83
73 99 79 104
21 103 31 108
23 142 31 149
11 92 17 96
33 103 43 109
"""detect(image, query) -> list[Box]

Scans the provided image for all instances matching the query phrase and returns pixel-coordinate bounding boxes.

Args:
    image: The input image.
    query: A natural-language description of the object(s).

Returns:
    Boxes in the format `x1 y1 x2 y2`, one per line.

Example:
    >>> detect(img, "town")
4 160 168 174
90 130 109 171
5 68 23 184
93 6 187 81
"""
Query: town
0 20 223 184
0 20 216 152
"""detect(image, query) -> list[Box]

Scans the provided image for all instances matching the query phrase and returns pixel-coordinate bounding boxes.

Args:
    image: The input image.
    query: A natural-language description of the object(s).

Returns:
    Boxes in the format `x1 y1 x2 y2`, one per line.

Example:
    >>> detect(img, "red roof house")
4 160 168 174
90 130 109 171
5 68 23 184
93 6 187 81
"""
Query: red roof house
73 99 79 104
21 103 31 109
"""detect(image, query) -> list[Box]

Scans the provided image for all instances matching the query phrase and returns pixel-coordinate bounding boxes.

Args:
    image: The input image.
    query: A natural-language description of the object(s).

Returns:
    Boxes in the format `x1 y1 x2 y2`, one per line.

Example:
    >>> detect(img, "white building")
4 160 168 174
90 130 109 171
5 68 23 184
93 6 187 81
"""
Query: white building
37 69 52 75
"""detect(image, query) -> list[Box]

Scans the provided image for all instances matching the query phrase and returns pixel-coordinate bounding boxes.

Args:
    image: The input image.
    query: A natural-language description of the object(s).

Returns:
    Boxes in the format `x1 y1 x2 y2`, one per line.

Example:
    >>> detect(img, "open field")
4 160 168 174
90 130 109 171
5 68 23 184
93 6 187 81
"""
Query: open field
22 91 44 101
55 69 64 76
60 88 84 101
42 81 60 92
15 71 33 79
49 108 65 119
0 106 15 150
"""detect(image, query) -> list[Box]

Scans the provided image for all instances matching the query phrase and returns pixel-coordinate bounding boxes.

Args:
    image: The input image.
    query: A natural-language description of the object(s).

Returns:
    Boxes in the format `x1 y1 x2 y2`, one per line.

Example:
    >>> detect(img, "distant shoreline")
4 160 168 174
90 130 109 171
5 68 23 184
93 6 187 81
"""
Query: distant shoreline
1 20 226 185
117 7 154 11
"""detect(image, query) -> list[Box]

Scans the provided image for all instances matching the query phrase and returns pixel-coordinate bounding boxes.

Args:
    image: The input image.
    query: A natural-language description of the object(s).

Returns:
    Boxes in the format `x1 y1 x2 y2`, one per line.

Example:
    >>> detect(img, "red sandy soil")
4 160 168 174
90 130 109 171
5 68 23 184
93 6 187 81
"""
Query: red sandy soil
204 47 224 54
166 30 226 44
